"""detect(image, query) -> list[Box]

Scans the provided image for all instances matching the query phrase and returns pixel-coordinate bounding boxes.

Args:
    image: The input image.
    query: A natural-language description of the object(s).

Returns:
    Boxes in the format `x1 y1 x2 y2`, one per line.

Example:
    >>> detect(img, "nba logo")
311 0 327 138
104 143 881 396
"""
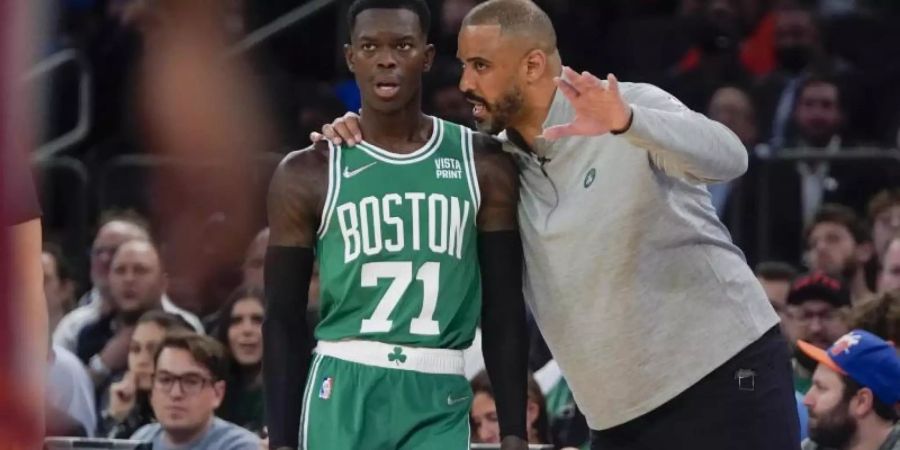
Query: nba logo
319 377 333 400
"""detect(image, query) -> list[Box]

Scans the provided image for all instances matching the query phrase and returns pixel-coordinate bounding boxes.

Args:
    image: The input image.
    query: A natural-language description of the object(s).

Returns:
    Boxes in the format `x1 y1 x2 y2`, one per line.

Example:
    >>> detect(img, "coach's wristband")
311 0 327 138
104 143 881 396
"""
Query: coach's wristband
611 107 634 135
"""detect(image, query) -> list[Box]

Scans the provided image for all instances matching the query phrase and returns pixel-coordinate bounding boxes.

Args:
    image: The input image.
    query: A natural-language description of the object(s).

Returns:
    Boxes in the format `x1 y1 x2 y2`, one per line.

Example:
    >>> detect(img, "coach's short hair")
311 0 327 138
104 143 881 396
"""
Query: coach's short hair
462 0 557 52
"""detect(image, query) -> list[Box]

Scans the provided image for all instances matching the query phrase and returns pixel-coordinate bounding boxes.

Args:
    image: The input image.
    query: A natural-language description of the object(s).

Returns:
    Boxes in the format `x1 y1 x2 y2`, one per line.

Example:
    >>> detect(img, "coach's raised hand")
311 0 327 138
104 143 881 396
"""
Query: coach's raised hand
541 66 633 140
310 111 363 147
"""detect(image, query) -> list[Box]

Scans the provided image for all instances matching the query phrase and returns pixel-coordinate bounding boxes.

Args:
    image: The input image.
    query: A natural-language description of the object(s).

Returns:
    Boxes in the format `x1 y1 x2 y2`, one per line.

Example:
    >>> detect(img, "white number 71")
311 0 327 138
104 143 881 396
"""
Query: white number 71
359 261 440 336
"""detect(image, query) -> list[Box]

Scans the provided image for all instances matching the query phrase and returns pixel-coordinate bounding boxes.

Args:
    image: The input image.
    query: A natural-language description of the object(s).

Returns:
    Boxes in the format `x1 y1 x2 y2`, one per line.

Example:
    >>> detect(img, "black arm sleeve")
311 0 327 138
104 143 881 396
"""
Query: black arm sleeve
263 246 314 449
479 230 528 440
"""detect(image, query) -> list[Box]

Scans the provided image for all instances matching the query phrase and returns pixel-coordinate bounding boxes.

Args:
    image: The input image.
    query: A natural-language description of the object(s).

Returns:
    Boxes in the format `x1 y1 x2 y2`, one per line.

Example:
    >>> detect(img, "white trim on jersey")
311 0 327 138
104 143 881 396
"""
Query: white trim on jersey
355 117 444 165
316 142 342 238
300 353 324 450
460 127 482 211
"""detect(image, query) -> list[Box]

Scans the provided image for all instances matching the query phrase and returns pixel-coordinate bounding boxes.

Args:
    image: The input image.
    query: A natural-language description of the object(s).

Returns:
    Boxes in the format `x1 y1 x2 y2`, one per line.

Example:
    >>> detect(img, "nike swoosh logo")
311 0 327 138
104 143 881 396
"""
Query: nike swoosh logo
343 162 377 178
447 395 469 406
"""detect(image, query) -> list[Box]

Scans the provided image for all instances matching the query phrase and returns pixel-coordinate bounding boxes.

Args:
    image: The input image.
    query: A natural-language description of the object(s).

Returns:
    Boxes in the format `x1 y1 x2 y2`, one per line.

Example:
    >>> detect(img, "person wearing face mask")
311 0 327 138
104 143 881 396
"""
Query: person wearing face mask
754 1 857 150
665 0 754 113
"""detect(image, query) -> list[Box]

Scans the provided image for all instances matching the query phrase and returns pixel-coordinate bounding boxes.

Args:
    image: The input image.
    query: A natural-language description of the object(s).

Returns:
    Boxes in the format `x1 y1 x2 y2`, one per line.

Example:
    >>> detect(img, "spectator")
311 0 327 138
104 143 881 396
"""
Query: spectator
41 237 97 437
425 61 473 126
788 271 852 394
868 188 900 262
429 80 473 127
241 228 268 290
99 311 193 439
878 237 900 294
43 243 76 334
674 0 778 77
806 204 875 304
665 0 753 112
850 290 900 345
533 359 590 449
706 85 762 259
293 81 350 148
758 263 811 441
789 74 846 150
53 212 151 352
214 286 265 435
752 80 894 265
470 370 550 446
709 85 759 148
77 239 201 385
706 86 757 214
202 228 268 333
205 227 318 335
42 240 93 439
46 345 96 438
756 261 801 345
785 78 895 230
798 330 900 450
131 333 260 450
755 2 854 148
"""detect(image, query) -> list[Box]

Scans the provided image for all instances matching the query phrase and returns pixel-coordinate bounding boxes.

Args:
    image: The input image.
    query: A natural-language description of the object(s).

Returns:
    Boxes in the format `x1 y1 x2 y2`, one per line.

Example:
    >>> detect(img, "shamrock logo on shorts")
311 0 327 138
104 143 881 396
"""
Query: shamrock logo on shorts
388 347 407 365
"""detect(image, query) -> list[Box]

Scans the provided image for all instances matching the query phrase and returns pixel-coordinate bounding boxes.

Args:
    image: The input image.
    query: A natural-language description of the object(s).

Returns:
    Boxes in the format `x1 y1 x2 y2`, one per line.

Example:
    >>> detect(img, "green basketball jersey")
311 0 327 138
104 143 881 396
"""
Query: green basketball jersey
315 117 481 350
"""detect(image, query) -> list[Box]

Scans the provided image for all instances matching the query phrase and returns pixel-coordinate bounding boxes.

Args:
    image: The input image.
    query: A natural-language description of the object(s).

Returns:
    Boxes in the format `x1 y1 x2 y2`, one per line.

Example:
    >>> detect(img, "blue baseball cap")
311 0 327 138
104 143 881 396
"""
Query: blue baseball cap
798 330 900 405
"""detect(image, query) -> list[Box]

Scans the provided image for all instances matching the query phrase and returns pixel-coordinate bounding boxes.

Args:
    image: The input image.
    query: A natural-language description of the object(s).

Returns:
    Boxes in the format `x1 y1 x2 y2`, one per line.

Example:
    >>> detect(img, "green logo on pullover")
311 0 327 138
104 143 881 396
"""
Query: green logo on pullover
584 168 597 188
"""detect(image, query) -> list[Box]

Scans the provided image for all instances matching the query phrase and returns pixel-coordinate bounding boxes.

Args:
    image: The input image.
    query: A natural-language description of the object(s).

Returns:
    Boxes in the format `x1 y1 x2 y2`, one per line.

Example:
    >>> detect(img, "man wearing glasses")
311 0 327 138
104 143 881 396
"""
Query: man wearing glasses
786 271 852 395
131 333 259 450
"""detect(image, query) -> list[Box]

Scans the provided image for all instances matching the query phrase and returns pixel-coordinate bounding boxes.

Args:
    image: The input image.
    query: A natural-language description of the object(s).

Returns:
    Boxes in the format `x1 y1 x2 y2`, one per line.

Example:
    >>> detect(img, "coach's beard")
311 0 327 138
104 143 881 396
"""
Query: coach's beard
466 86 524 136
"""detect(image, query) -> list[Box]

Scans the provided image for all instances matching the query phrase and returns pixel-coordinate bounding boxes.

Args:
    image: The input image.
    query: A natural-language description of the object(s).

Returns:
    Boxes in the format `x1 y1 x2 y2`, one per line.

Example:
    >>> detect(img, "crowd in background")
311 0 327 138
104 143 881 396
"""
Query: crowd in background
31 0 900 449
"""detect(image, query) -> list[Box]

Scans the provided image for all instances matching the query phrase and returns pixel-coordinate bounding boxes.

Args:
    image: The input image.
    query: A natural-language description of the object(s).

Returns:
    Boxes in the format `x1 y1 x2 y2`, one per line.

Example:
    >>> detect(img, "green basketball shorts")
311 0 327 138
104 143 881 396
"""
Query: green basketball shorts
299 340 473 450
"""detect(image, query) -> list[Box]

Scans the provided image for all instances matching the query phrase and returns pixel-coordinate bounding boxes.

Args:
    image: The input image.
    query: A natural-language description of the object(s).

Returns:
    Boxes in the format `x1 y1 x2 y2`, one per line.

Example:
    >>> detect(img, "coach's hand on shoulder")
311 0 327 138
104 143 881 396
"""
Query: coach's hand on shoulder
541 66 633 140
500 435 529 450
309 111 363 147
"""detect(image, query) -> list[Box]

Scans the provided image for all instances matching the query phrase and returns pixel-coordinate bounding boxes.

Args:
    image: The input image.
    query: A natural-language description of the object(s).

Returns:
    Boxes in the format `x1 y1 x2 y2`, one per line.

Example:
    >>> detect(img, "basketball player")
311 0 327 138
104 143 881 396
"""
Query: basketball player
263 1 529 449
314 1 801 449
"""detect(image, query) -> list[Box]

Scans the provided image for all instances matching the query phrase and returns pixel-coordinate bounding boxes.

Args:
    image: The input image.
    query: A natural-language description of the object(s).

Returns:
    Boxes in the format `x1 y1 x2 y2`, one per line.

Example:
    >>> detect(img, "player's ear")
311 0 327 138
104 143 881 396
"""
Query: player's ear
344 43 355 73
523 49 547 83
423 43 435 73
